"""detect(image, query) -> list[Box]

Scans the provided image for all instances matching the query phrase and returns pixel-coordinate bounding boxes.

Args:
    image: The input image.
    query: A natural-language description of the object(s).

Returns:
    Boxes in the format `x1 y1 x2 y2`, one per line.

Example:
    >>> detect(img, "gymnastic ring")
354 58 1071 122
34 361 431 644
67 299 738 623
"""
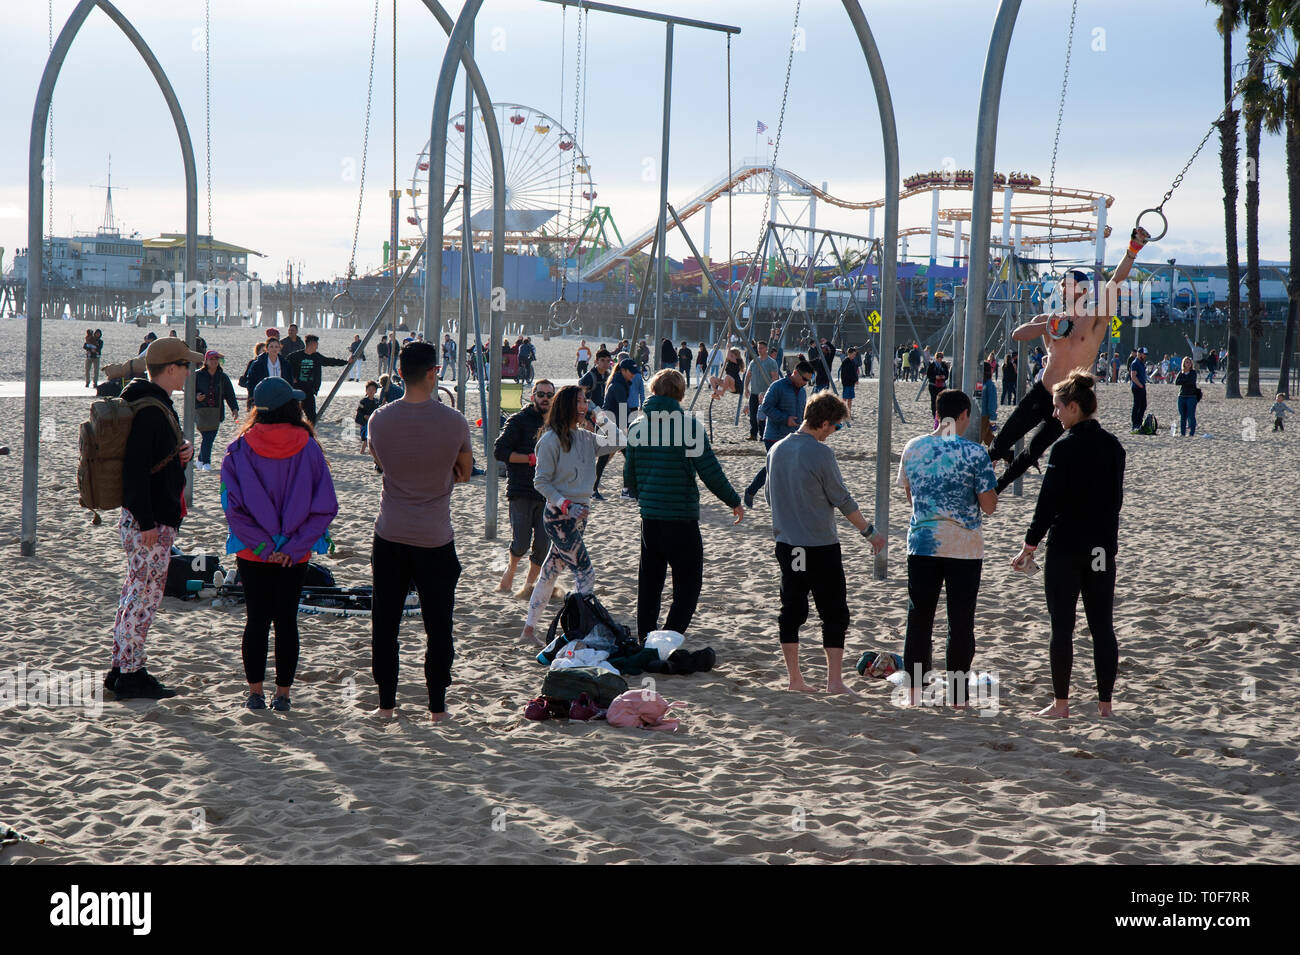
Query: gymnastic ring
438 385 456 408
549 299 576 329
331 291 357 320
1135 208 1168 243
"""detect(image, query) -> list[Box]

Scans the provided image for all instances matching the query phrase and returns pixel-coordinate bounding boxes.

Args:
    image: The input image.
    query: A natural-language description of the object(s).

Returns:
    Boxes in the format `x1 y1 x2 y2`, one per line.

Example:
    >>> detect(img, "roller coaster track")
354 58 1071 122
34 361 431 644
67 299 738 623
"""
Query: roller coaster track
581 163 1114 280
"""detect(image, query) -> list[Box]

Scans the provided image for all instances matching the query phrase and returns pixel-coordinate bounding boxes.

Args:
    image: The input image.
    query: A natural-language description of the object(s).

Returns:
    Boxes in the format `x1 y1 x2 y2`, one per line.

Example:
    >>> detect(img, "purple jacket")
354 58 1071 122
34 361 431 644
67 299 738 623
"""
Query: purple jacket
220 423 338 562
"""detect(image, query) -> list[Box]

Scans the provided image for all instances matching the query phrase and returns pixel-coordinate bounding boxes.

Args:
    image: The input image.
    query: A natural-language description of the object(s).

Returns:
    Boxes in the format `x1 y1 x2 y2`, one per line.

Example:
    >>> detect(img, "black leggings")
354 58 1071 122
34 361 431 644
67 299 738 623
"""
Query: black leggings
776 542 849 648
237 557 309 688
1044 547 1119 702
371 534 461 712
594 450 612 490
989 381 1063 492
904 554 982 703
636 519 704 639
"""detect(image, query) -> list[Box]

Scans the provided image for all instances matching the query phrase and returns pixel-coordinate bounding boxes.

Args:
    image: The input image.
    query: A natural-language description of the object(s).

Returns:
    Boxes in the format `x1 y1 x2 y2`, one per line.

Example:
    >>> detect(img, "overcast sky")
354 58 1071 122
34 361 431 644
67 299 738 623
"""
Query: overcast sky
0 0 1290 283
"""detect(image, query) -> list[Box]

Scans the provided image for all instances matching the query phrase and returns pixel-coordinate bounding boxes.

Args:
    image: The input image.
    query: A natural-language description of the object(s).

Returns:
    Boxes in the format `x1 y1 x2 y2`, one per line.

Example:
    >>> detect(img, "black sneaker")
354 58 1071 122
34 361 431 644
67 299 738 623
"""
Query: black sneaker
591 490 605 501
104 667 120 693
114 668 177 700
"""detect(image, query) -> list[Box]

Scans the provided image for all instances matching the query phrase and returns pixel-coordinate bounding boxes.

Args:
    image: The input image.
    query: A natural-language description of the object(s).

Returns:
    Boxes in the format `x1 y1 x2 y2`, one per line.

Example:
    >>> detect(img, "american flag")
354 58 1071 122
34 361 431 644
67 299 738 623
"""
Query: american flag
756 120 768 134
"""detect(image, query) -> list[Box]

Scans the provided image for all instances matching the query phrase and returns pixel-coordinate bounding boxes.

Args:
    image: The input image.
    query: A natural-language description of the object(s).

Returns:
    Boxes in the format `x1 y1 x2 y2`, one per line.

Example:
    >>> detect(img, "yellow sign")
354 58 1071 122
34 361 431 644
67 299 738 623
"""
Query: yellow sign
1110 316 1122 335
868 310 881 333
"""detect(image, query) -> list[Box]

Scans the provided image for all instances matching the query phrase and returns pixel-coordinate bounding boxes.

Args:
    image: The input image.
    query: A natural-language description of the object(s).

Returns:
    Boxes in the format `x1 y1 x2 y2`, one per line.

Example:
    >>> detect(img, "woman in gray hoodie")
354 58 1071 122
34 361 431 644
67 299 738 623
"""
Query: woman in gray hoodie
521 384 621 644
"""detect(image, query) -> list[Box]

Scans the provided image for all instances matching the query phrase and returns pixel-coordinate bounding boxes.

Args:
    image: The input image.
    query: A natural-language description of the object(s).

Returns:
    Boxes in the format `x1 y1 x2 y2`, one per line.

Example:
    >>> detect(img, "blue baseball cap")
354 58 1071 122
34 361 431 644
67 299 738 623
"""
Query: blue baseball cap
254 377 306 412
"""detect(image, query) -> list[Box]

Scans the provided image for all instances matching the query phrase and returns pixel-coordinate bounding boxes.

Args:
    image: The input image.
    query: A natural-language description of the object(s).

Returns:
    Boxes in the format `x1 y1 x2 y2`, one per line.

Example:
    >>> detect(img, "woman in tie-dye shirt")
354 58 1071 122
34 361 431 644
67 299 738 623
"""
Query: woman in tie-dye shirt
895 389 998 706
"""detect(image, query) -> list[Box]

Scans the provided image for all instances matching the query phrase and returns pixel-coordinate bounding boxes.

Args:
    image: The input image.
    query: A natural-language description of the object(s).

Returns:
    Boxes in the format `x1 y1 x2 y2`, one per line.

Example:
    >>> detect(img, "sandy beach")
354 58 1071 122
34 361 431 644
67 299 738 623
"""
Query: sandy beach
0 317 1296 864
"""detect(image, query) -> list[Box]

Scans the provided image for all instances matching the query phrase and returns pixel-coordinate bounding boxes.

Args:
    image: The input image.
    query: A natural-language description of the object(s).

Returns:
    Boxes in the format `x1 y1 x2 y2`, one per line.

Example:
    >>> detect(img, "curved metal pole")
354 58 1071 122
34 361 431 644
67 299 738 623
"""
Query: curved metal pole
424 0 506 538
962 0 1021 441
841 0 899 581
22 0 198 556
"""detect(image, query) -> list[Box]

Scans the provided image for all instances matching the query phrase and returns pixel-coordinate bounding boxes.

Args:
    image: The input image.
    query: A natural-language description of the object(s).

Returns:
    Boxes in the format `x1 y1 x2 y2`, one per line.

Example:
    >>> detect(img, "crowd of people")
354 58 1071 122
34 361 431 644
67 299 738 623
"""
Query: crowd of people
101 228 1268 724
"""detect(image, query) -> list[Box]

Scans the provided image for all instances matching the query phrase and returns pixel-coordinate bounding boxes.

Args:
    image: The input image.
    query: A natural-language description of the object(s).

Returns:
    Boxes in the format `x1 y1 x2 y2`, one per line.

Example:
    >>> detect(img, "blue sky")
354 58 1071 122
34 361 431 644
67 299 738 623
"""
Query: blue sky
0 0 1290 283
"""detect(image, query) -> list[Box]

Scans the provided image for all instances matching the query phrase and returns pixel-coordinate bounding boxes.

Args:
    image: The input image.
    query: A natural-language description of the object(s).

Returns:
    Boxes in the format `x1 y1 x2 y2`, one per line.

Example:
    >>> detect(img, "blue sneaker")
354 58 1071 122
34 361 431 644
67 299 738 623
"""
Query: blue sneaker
245 692 266 710
270 695 291 712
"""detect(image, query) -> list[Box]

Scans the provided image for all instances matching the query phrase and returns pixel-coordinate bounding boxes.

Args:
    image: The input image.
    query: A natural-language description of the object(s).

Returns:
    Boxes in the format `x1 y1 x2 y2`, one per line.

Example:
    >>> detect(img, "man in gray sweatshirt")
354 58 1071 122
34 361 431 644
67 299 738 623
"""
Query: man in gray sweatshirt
767 391 885 694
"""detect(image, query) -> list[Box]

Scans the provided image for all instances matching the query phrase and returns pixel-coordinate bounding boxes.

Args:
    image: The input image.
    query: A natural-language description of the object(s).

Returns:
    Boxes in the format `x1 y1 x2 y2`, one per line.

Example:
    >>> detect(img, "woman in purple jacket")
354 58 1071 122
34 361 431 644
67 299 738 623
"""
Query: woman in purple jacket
221 377 339 711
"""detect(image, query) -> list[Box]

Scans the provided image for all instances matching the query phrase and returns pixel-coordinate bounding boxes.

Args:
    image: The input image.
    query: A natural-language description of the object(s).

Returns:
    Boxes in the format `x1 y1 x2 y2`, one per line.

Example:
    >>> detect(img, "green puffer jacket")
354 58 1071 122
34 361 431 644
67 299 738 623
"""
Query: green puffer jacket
624 395 740 520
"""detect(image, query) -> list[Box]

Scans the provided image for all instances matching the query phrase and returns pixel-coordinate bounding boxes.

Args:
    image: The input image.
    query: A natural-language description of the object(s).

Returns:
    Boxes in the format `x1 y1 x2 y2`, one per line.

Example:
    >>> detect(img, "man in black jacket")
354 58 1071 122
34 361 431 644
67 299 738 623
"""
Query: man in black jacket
109 337 203 700
280 323 306 356
284 334 350 423
494 380 553 597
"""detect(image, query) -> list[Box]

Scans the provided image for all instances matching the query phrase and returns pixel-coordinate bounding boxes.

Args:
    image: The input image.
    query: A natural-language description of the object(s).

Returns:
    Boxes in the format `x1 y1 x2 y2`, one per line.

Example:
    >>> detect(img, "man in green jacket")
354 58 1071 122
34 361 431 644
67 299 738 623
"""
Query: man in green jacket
624 369 745 642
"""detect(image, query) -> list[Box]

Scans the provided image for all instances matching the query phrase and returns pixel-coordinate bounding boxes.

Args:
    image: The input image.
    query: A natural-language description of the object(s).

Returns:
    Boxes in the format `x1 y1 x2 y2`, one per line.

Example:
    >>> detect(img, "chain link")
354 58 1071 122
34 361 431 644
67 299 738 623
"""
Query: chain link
347 0 381 290
1155 0 1300 215
1046 0 1077 268
205 0 212 274
739 0 801 325
47 0 54 241
559 6 585 304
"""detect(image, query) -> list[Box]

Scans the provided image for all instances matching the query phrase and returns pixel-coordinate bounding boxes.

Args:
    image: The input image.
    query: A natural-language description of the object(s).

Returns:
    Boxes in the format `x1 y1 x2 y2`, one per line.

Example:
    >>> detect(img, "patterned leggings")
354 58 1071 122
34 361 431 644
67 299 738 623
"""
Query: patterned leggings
111 510 177 672
524 506 595 631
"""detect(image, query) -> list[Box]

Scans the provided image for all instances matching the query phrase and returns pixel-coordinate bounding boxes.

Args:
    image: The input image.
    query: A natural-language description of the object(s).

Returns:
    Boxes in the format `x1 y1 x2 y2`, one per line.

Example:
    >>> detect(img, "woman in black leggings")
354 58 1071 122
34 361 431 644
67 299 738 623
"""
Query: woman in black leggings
1010 371 1124 718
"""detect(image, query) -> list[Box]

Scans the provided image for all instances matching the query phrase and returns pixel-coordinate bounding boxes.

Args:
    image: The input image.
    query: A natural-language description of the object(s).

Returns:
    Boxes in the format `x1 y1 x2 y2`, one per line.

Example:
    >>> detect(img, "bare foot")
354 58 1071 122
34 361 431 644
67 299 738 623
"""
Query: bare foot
371 707 395 720
513 585 533 600
1097 701 1114 718
786 679 820 693
430 710 451 723
496 579 513 593
826 681 858 696
1037 701 1070 718
521 626 542 647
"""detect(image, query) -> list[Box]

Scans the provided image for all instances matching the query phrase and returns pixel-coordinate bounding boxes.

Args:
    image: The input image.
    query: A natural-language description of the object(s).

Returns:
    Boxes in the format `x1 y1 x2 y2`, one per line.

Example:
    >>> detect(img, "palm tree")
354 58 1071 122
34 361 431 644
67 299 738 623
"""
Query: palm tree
1266 0 1300 397
1241 0 1277 396
1211 0 1244 397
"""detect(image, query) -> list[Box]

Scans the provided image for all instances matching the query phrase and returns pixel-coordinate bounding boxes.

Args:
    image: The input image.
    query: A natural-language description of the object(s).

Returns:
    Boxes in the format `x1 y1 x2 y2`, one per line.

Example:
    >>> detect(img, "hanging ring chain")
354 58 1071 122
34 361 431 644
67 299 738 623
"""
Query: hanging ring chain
206 0 212 269
348 0 381 291
1047 0 1077 265
743 0 801 312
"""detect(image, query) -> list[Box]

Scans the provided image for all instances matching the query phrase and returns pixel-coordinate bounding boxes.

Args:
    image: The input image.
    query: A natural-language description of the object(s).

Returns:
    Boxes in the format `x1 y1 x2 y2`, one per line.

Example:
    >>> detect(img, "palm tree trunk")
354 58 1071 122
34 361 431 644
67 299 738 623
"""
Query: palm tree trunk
1246 90 1264 396
1279 71 1300 397
1221 2 1243 398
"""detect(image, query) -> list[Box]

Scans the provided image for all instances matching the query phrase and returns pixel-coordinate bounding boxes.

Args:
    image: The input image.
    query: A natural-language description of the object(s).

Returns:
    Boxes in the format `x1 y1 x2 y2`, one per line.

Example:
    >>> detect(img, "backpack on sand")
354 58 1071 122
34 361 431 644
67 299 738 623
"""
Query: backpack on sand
1139 413 1159 436
77 391 184 521
539 666 628 708
540 592 638 663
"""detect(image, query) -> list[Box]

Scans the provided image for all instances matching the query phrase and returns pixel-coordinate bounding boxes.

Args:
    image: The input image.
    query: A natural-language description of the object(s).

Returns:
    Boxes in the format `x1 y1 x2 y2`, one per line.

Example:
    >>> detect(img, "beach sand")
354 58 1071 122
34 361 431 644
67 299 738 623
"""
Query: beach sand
0 318 1296 864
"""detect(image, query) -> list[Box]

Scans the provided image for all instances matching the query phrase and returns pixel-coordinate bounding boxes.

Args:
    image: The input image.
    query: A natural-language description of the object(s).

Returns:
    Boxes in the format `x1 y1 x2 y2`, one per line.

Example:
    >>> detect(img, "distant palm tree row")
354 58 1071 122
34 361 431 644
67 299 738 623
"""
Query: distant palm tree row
1210 0 1299 397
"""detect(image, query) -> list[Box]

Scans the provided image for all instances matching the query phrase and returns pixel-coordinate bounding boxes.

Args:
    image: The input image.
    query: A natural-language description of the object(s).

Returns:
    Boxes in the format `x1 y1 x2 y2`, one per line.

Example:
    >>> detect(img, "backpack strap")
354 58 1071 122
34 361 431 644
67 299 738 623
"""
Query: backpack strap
127 396 185 474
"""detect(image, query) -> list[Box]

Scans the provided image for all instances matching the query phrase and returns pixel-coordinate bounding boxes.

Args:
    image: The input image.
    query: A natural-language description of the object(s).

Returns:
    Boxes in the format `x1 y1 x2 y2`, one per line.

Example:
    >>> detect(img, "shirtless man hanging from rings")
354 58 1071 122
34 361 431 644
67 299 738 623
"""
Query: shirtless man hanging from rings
988 225 1150 493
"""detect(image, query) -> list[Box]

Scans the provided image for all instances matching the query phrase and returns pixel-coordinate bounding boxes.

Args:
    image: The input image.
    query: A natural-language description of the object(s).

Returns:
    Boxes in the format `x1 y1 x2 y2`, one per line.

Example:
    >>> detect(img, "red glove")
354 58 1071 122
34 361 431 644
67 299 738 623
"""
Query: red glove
528 453 537 467
558 499 572 516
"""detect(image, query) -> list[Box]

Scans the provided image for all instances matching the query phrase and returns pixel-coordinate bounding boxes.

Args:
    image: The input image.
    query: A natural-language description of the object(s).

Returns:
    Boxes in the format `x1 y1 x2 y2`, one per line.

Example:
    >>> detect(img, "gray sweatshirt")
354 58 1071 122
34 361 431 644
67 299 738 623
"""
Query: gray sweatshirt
533 427 619 509
765 431 859 546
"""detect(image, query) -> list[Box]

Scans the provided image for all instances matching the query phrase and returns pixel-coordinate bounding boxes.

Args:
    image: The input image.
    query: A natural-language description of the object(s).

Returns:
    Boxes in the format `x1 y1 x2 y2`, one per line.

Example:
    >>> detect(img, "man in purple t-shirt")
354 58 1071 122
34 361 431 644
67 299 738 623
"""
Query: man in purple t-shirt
366 341 472 721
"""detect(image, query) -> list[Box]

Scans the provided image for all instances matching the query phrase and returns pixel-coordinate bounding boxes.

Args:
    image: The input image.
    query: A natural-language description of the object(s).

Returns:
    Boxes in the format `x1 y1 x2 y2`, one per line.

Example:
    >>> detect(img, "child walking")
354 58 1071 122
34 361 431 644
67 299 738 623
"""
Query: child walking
1271 393 1293 432
356 380 380 453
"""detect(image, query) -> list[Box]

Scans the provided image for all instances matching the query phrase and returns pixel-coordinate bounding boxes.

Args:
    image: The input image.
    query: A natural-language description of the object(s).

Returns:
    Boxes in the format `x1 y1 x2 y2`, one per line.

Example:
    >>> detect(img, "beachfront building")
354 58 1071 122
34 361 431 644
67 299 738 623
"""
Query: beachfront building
141 234 264 284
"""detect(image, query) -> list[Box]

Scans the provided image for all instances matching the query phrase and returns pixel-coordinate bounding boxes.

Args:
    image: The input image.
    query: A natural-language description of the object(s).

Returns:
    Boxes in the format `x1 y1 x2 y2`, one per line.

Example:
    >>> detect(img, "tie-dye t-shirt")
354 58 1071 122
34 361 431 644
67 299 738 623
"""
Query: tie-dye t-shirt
896 433 997 559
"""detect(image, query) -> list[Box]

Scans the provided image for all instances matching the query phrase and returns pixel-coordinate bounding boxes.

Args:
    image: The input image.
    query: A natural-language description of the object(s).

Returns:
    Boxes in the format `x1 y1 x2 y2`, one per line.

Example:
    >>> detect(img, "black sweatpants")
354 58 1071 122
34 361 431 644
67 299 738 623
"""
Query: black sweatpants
990 381 1063 492
594 451 612 491
237 557 309 688
745 438 779 499
636 519 704 640
371 534 461 712
301 391 319 424
748 393 761 439
903 554 982 703
775 542 849 648
1130 387 1147 432
1044 546 1119 703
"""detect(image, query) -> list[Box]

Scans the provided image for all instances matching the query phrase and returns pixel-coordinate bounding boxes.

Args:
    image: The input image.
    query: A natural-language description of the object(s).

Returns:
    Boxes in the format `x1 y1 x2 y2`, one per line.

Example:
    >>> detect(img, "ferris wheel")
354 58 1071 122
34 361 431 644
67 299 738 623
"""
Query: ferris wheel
408 102 594 240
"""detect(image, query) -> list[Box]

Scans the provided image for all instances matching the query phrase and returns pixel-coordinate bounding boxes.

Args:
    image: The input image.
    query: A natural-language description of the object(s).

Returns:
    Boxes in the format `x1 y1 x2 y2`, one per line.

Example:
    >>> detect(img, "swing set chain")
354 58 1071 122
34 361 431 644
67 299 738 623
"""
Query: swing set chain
347 0 381 292
1047 0 1078 267
560 6 585 306
1154 1 1300 219
205 0 212 273
741 0 801 325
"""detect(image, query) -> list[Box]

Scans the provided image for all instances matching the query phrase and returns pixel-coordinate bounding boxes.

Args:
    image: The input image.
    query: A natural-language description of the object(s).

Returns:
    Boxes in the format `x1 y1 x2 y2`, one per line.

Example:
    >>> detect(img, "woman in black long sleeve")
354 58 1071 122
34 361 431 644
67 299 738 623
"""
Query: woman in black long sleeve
1010 371 1125 719
1173 356 1200 436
